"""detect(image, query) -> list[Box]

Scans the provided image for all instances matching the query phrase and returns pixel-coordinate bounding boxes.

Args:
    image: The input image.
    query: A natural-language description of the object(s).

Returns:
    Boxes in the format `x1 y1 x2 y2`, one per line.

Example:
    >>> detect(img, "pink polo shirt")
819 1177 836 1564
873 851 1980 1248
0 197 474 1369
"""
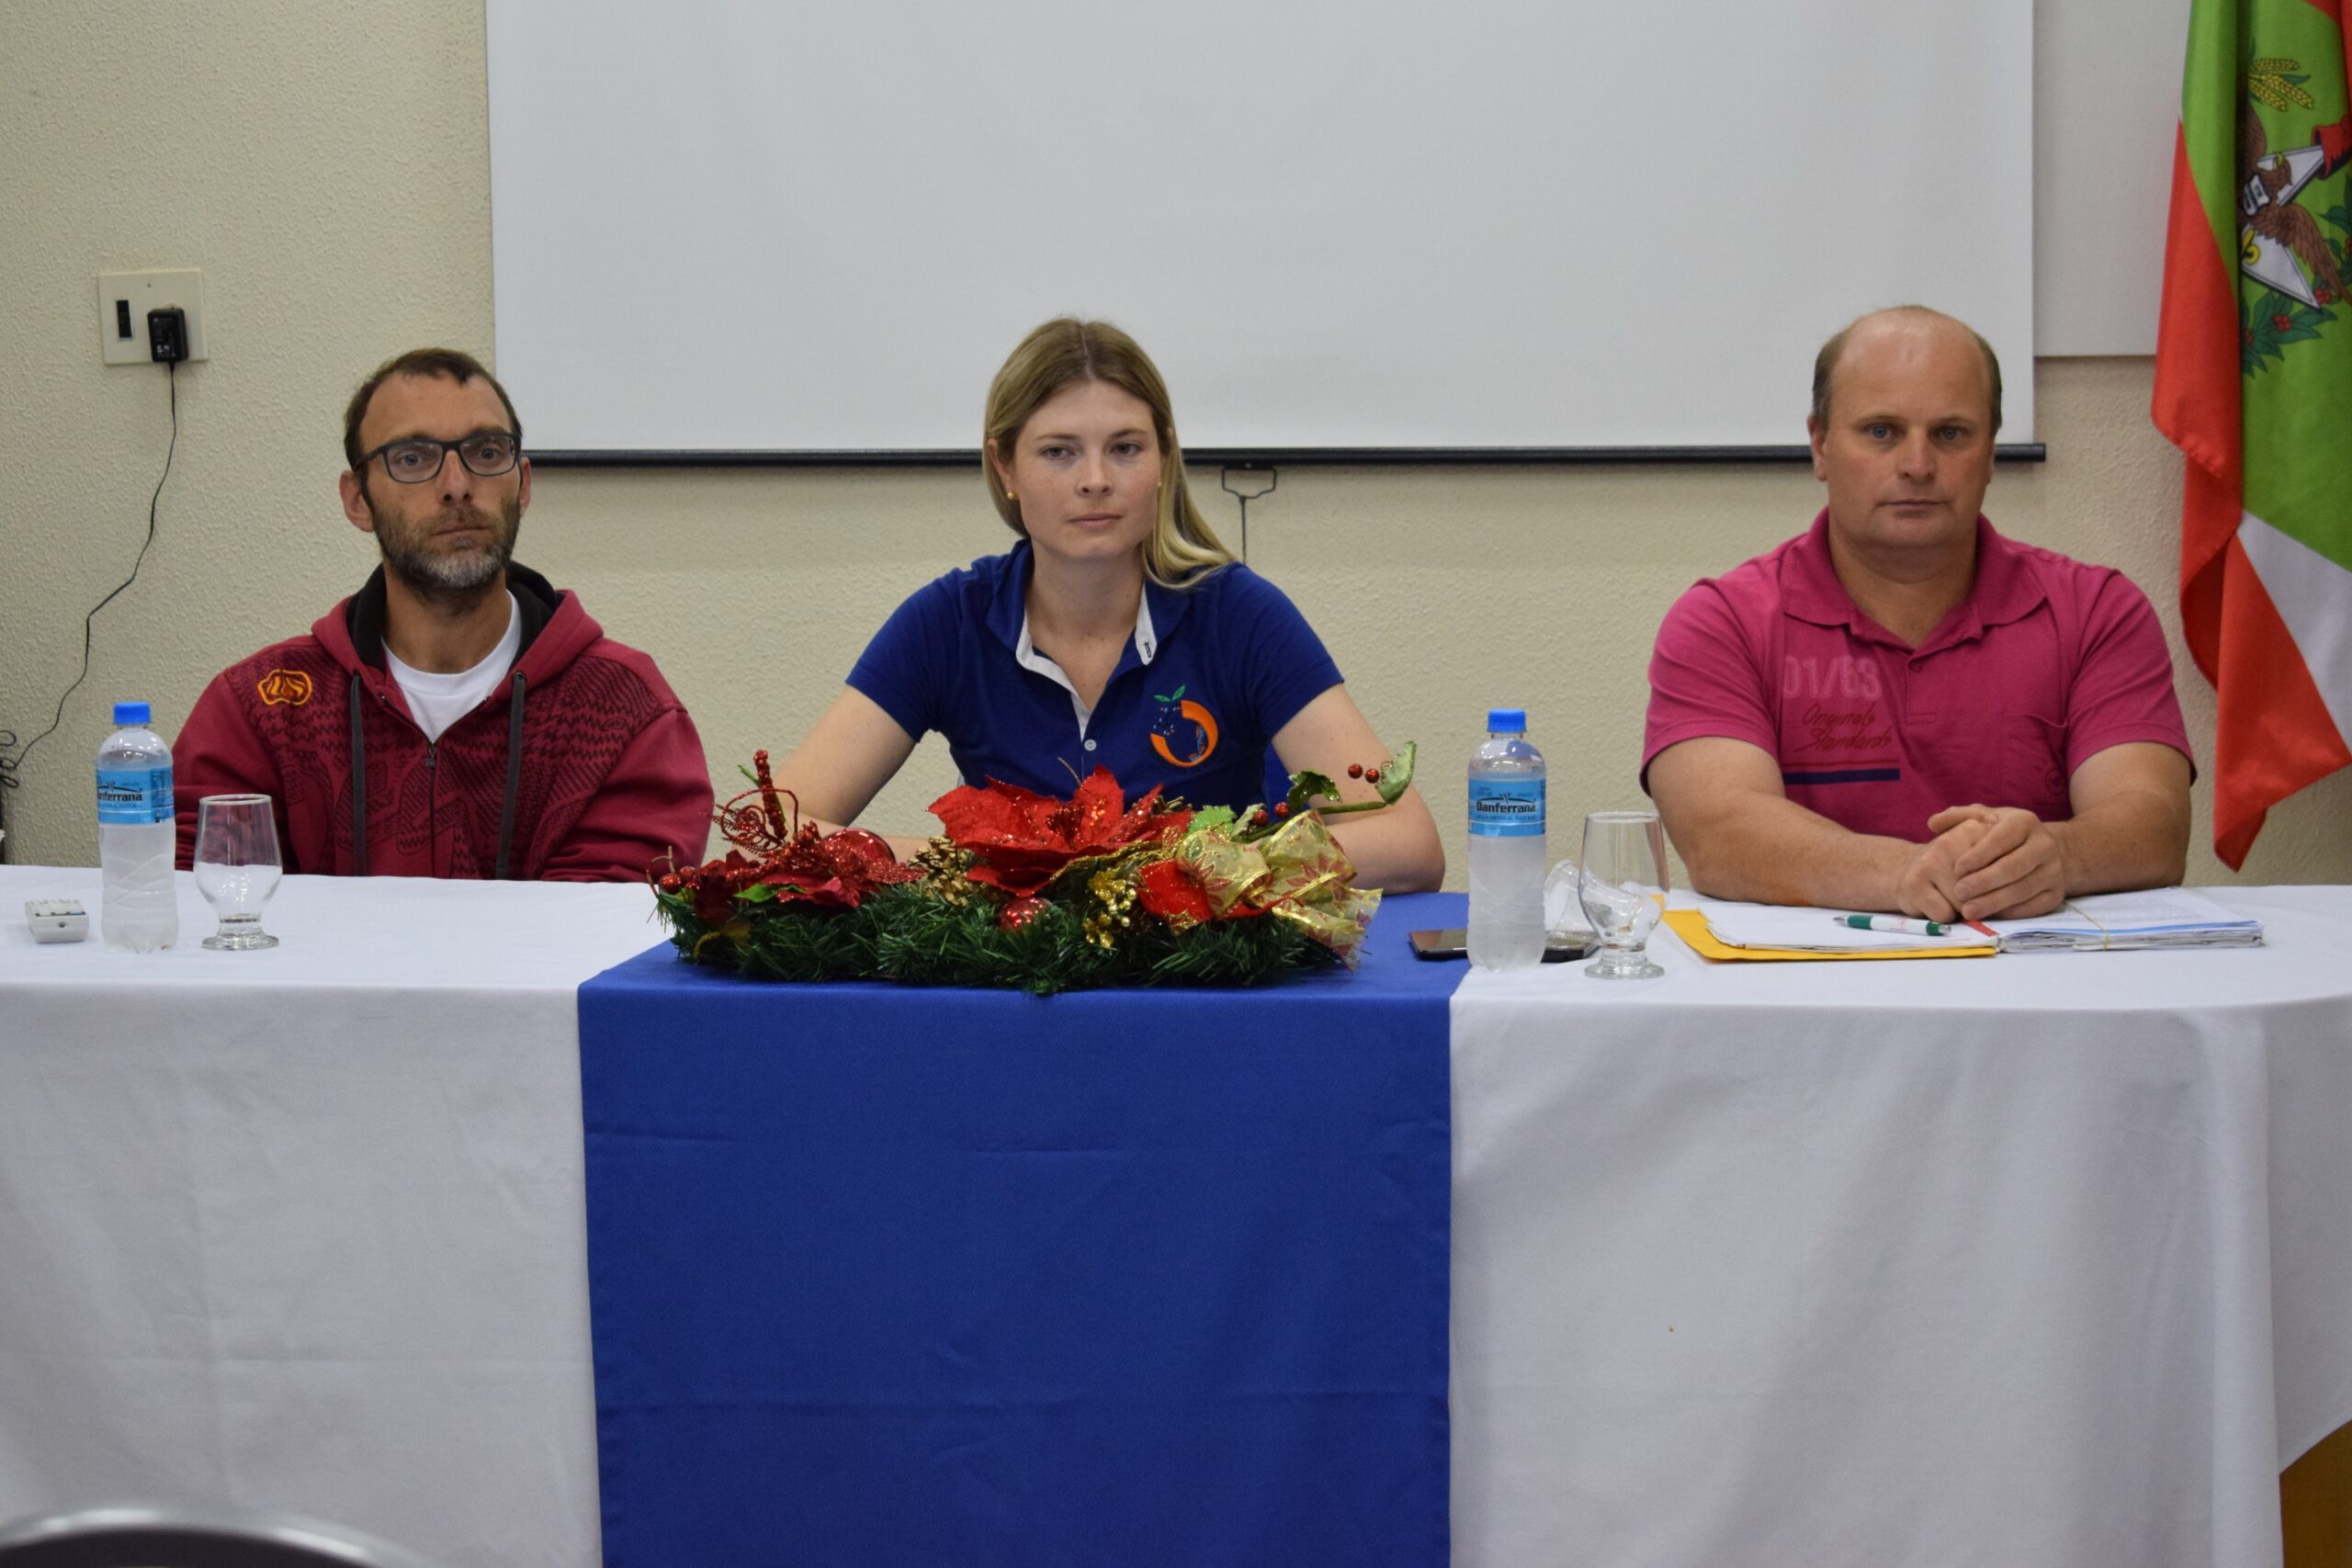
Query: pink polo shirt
1643 512 2192 843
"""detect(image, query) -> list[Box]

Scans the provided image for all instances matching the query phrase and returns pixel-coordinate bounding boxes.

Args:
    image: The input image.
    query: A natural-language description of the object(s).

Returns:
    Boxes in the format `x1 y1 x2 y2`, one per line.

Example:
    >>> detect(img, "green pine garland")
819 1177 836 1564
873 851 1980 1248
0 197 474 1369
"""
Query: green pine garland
655 882 1335 996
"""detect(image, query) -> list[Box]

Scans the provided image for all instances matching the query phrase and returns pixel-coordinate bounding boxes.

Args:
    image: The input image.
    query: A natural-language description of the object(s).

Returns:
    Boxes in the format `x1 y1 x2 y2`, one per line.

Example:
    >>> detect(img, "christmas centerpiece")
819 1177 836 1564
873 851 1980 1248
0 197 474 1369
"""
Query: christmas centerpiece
652 744 1417 994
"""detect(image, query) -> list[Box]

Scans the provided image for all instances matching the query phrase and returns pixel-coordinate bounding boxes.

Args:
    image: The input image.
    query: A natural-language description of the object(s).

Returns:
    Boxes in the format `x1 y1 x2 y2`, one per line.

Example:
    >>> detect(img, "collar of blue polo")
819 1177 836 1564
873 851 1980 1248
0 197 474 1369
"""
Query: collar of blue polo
986 543 1193 728
1015 589 1159 732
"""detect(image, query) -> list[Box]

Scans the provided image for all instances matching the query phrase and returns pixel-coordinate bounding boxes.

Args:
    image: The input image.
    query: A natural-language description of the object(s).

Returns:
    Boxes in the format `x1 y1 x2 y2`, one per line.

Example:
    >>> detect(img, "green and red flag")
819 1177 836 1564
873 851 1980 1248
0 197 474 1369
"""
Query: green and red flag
2154 0 2352 867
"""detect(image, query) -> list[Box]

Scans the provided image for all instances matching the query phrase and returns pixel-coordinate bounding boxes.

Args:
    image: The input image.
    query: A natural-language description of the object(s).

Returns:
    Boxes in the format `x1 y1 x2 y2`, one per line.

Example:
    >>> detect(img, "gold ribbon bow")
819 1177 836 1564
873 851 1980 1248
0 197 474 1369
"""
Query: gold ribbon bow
1174 815 1383 967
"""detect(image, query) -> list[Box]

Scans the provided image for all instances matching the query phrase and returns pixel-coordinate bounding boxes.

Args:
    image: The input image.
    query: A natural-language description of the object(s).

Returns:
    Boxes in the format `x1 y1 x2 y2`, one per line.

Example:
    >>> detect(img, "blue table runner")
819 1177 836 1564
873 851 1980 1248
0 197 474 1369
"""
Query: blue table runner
580 891 1464 1567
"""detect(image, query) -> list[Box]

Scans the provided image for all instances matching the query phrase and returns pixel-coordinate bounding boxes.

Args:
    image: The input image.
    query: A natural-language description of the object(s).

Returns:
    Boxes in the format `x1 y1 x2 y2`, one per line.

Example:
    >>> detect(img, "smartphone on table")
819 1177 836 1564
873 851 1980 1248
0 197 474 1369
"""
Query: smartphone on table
1408 928 1593 962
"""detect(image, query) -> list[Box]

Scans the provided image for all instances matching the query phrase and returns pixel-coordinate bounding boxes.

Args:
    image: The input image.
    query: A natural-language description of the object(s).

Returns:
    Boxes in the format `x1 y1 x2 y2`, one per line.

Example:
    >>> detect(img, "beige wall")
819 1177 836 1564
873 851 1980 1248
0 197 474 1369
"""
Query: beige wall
6 2 2348 888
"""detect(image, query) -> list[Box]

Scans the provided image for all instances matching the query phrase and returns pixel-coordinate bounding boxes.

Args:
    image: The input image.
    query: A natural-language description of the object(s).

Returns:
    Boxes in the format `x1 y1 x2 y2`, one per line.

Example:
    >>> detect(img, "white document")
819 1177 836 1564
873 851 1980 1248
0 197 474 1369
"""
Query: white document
1987 888 2266 950
1692 897 1985 953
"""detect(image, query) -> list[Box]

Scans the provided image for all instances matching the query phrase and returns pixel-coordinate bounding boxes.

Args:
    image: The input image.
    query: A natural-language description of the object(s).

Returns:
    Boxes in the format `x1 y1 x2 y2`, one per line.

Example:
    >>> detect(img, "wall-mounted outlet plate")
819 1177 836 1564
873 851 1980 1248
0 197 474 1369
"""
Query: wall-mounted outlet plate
96 269 208 365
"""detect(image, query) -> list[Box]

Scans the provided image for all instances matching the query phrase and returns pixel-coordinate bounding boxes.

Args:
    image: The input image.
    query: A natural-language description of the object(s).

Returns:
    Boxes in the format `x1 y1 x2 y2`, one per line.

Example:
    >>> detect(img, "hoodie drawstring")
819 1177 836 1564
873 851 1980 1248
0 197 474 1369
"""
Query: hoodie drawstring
495 669 528 880
348 672 368 875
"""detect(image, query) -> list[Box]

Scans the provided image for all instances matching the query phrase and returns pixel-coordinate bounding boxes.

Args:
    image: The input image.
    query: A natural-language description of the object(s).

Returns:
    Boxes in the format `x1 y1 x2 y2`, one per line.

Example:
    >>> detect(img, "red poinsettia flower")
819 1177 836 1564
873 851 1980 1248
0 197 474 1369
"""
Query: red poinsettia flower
929 767 1192 897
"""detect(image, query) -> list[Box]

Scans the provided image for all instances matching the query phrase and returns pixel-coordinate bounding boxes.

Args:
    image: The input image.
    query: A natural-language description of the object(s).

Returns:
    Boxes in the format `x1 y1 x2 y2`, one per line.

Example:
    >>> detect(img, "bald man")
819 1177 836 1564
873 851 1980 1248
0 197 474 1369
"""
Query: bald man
1642 308 2193 923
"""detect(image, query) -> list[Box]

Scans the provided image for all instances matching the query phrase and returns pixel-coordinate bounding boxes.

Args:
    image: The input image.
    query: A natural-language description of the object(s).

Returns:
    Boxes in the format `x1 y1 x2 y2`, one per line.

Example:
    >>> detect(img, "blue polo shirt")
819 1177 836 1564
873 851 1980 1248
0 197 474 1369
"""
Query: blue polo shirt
848 545 1343 812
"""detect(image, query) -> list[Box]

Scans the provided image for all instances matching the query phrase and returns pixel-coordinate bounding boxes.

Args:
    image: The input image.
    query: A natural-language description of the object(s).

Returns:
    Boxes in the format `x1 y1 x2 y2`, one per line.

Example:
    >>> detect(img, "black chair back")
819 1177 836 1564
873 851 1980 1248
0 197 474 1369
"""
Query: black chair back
0 1505 445 1568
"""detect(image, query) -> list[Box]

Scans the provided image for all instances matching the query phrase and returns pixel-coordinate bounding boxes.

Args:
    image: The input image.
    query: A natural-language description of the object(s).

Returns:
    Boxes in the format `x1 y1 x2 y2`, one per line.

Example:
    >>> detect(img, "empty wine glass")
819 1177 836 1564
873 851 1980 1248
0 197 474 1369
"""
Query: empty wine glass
1577 810 1668 979
194 794 282 951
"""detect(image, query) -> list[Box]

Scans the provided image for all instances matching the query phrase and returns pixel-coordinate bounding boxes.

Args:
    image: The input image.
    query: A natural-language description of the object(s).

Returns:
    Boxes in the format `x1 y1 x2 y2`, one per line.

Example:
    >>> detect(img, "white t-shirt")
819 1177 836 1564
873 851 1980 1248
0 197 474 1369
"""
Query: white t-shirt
384 592 523 742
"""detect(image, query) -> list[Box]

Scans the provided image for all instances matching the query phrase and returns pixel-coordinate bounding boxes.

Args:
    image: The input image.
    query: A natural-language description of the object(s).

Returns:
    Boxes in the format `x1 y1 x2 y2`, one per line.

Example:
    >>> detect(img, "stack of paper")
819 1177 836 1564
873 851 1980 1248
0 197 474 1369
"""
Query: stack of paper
1686 889 2265 960
1984 888 2264 951
1690 898 1995 955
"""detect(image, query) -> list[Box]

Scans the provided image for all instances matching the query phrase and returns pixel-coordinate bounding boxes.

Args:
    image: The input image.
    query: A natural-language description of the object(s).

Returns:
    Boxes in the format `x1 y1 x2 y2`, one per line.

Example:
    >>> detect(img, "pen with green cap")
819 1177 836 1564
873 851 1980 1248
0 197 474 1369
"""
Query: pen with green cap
1832 914 1954 936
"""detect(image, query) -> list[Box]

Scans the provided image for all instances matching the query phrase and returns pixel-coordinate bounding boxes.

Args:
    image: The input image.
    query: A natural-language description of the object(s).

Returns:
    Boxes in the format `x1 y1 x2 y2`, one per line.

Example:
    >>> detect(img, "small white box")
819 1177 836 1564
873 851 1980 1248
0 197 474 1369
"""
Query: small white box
26 899 90 943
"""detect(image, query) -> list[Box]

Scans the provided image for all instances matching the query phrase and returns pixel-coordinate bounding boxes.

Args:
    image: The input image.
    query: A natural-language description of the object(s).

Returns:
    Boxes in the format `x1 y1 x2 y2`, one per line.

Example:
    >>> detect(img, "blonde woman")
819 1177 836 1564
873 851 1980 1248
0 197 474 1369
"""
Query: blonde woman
771 318 1442 892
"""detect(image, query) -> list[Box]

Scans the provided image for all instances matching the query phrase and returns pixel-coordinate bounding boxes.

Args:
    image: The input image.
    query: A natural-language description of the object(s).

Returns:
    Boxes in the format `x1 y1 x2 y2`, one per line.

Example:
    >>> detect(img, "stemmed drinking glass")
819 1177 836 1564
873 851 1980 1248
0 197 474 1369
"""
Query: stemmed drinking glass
194 794 282 951
1577 809 1668 978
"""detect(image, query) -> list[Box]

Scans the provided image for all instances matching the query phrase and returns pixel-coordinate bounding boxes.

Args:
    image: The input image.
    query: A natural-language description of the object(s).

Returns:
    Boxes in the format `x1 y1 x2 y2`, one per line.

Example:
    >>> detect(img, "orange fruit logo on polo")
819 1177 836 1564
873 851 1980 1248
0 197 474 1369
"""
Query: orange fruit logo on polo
1148 685 1218 768
256 669 313 706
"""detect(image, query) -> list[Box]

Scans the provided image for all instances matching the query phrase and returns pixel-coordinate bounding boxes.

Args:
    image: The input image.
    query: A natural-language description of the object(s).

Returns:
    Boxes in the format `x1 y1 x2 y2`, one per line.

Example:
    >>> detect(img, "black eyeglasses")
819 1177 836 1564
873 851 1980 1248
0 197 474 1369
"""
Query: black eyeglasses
357 432 522 484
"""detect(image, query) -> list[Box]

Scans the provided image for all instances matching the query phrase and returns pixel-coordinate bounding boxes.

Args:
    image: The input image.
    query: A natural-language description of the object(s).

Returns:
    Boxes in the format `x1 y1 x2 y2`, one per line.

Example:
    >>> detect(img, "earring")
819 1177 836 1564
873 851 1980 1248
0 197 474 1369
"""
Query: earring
1006 489 1017 502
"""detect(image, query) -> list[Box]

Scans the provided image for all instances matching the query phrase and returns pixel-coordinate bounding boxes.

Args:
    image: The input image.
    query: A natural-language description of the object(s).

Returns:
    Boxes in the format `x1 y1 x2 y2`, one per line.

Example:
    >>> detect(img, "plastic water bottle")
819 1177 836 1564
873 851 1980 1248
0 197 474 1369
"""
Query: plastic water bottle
96 701 179 952
1467 708 1545 971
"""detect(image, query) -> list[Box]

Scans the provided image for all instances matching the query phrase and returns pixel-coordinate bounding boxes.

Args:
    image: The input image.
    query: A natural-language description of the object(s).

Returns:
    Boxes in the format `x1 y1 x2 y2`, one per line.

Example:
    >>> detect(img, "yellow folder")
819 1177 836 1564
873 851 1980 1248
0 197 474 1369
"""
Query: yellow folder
1662 909 1999 962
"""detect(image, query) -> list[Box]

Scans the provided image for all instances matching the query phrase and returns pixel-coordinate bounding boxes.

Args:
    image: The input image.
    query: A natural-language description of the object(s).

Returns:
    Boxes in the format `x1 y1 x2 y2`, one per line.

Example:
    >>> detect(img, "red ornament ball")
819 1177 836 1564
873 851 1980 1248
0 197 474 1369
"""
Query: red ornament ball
657 874 683 894
1347 762 1364 779
1252 808 1271 827
1274 802 1291 818
997 896 1050 932
1364 768 1382 784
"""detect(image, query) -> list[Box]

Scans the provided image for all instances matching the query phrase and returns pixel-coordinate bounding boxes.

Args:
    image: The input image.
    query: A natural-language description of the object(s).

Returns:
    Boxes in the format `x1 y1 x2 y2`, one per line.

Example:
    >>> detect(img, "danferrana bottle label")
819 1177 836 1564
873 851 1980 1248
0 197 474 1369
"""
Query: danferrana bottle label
96 765 174 825
1468 777 1544 838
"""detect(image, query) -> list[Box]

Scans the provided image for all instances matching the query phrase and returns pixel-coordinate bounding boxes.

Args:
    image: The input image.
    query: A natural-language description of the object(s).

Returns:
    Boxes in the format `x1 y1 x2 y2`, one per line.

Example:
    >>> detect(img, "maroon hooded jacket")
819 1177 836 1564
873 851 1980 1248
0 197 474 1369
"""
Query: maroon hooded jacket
175 564 712 881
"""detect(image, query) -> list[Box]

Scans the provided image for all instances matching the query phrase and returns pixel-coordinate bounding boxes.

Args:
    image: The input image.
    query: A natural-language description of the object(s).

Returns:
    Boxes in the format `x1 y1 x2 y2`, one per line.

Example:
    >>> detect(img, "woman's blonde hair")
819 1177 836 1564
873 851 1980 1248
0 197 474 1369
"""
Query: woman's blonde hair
983 317 1233 589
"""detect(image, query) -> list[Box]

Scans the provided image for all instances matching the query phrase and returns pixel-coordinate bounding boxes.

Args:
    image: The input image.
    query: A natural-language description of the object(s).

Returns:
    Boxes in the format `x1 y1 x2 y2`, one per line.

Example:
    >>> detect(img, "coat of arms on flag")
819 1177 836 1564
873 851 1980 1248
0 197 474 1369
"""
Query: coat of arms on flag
2154 0 2352 867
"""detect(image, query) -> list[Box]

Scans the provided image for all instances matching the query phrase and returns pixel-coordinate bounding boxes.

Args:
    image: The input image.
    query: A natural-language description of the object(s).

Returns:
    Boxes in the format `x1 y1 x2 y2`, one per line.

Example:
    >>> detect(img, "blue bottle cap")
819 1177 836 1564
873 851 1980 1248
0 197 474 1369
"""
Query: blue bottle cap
113 701 153 727
1487 707 1526 732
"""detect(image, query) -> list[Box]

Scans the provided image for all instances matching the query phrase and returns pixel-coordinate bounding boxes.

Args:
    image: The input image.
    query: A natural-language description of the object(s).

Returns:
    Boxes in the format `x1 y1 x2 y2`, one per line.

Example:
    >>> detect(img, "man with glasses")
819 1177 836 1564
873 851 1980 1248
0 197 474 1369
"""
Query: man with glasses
174 347 712 879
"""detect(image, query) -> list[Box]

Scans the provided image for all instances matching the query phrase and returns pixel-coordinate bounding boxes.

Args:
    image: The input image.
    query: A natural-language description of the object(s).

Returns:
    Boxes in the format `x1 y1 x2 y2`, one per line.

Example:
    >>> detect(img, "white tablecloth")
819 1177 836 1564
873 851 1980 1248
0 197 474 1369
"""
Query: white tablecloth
5 871 2346 1567
0 866 658 1567
1450 886 2352 1568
